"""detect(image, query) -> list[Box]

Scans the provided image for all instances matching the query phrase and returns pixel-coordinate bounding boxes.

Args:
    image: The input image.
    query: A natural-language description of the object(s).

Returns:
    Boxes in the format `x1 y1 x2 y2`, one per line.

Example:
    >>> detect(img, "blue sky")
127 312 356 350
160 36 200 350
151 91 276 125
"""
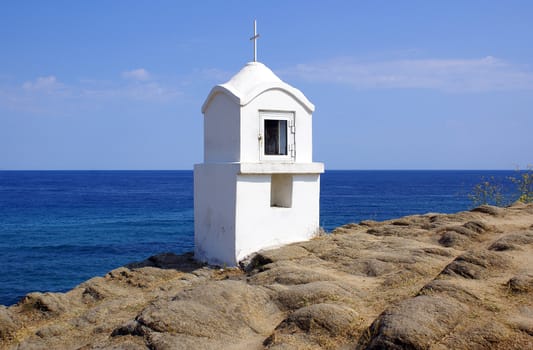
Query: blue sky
1 1 532 170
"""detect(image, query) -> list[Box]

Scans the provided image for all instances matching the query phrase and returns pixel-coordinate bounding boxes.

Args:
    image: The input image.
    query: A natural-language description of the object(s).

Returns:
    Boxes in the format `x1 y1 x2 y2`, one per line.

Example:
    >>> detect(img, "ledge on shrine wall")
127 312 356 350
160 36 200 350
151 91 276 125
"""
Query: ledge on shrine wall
239 162 324 174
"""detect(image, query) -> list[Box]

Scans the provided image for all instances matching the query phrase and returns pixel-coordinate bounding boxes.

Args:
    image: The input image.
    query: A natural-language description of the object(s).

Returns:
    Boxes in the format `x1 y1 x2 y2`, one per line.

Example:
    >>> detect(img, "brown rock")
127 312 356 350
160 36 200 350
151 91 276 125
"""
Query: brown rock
489 232 533 251
361 295 468 350
132 280 280 345
126 252 203 272
248 262 335 285
19 292 70 316
0 306 16 341
243 245 311 272
442 250 508 279
418 279 479 304
359 220 380 227
281 303 359 335
439 231 469 248
507 274 533 293
3 203 533 350
463 220 491 233
471 204 504 216
275 281 352 310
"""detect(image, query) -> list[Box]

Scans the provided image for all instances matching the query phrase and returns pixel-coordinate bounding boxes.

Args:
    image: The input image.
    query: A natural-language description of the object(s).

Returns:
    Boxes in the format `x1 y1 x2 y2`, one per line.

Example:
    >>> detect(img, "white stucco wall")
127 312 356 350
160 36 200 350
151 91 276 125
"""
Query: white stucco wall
194 163 239 265
194 166 322 266
204 93 241 163
241 89 313 164
234 174 320 262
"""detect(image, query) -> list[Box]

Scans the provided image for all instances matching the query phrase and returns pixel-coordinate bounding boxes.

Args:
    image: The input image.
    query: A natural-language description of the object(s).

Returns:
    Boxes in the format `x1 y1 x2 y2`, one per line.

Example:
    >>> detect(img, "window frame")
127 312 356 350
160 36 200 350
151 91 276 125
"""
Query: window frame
259 111 295 162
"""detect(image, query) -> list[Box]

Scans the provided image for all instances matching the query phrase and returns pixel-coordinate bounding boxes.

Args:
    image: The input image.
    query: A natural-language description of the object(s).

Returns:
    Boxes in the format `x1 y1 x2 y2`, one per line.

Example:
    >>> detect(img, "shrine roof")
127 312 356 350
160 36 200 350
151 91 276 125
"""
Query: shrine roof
201 62 314 113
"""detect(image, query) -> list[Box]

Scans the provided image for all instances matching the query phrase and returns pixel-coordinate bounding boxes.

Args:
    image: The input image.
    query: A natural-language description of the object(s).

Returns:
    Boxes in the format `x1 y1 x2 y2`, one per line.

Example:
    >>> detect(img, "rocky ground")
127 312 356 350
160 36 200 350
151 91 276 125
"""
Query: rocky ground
1 203 533 349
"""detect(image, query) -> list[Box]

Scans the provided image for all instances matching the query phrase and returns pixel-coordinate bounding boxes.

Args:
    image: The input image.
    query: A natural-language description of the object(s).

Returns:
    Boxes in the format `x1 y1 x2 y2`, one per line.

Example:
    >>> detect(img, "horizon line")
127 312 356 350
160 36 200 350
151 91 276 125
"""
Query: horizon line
0 168 521 172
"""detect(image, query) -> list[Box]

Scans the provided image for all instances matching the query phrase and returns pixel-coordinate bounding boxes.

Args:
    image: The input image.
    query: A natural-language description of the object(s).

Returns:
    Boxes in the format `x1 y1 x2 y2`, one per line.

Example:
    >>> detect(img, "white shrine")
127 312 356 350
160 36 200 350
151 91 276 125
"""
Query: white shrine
194 22 324 266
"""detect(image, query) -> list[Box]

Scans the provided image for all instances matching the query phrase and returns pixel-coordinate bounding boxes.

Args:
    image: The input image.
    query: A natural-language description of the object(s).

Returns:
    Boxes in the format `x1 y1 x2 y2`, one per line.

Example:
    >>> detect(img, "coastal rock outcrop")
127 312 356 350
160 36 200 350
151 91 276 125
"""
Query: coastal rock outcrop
1 203 533 349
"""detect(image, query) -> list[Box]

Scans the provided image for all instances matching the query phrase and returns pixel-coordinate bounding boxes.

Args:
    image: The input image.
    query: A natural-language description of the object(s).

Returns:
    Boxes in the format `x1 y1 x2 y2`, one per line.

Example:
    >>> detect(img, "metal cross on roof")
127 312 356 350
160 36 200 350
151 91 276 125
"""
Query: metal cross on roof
250 20 260 62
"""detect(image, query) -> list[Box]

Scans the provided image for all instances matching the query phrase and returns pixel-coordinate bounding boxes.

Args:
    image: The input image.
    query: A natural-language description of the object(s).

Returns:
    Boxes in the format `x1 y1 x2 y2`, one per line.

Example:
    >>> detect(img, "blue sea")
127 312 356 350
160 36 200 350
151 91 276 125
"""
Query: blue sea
0 170 516 306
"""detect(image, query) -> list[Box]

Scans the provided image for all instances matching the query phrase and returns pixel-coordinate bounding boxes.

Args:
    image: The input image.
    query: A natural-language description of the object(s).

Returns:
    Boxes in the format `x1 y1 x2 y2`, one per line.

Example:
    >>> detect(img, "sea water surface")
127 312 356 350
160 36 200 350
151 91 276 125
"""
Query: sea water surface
0 170 515 305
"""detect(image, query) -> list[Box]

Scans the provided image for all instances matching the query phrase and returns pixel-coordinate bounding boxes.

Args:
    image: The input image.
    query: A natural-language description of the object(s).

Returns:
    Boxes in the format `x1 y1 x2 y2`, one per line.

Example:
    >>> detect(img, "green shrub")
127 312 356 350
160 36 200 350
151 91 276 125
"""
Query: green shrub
468 176 505 207
509 165 533 203
469 165 532 207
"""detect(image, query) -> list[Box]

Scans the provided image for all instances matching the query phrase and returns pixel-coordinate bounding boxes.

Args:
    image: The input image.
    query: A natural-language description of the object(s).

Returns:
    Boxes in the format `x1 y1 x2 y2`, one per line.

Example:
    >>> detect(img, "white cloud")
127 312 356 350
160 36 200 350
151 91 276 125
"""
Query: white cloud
196 68 232 82
81 81 181 101
122 68 151 81
282 56 533 92
1 71 183 114
22 76 62 91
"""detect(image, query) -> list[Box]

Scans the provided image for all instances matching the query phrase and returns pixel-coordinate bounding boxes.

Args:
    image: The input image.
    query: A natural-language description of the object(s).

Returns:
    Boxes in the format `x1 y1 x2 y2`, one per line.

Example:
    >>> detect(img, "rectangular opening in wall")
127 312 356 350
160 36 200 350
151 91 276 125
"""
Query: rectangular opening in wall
270 174 292 208
259 111 295 162
264 119 287 155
